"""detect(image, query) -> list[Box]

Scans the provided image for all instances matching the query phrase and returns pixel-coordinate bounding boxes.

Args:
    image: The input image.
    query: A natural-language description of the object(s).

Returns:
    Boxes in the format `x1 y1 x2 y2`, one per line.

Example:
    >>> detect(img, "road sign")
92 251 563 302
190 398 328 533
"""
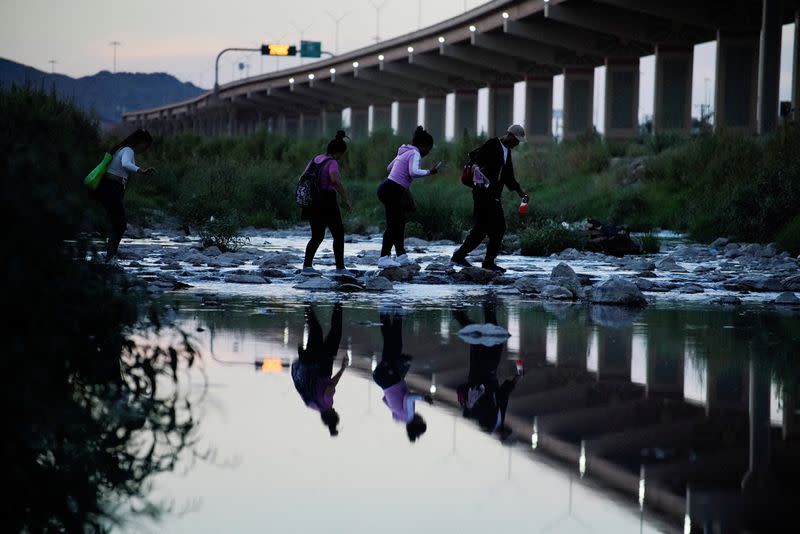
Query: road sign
300 40 321 58
262 44 297 56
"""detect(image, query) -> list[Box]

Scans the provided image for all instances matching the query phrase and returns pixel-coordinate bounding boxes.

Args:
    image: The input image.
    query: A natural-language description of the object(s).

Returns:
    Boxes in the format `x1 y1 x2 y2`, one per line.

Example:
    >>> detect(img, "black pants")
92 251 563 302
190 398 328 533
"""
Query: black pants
94 178 127 258
373 314 411 389
377 179 408 257
453 190 506 264
298 304 343 370
304 191 344 269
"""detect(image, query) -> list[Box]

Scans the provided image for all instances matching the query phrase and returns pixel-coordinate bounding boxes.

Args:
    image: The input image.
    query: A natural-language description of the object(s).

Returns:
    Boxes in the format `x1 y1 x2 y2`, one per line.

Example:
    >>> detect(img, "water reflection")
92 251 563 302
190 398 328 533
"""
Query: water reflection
373 308 431 442
150 296 800 533
290 303 346 437
454 300 521 442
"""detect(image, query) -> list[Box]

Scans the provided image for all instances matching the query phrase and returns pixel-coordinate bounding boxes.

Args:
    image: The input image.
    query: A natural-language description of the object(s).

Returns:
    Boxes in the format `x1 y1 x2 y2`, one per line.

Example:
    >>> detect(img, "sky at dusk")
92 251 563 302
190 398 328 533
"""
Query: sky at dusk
1 0 796 132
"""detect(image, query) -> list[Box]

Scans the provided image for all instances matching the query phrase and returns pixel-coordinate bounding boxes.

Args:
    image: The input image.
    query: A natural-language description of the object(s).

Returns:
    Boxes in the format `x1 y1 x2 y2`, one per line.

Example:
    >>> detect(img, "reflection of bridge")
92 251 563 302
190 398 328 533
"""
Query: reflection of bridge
209 301 800 531
125 0 800 140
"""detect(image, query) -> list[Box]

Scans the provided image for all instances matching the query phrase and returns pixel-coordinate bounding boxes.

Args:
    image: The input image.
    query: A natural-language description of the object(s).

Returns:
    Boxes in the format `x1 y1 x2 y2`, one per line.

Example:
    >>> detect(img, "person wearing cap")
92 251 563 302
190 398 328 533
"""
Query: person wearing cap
451 125 529 272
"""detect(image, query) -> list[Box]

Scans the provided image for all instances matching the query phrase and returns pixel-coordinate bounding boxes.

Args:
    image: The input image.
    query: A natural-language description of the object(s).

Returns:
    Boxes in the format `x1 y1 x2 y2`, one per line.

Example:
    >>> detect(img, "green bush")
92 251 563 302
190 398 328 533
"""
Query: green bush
198 212 249 251
638 232 662 254
777 214 800 256
520 220 585 256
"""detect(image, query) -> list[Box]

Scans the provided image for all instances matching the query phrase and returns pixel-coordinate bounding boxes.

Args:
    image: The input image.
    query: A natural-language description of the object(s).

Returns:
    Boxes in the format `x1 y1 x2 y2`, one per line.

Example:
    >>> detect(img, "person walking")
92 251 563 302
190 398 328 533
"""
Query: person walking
302 130 353 276
93 129 155 263
291 303 346 437
451 125 529 273
376 126 441 268
372 308 432 443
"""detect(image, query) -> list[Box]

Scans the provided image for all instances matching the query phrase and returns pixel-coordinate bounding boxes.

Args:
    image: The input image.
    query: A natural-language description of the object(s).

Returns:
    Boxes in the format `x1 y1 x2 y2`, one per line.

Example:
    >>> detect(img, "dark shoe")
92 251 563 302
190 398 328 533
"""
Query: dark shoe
482 262 506 273
450 254 472 267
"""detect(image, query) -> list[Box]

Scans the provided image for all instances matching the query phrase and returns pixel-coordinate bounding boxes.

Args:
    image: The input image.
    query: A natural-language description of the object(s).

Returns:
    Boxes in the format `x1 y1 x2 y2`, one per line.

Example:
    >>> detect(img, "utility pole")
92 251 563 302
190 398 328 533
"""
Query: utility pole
326 10 350 55
48 59 57 74
369 0 388 43
109 41 121 73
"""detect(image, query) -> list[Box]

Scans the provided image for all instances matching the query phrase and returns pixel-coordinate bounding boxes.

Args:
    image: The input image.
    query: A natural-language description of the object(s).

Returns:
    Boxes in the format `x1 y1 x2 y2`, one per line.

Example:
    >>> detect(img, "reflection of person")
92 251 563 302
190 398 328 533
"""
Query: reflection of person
373 310 431 442
454 300 521 441
291 303 345 436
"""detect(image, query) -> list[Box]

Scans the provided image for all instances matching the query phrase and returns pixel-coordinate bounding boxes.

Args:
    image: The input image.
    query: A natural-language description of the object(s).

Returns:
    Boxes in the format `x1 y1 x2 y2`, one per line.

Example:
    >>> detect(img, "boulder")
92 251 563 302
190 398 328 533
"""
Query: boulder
203 246 222 257
490 275 516 286
635 278 655 291
679 283 705 294
551 262 579 285
294 277 337 291
224 274 269 284
426 262 456 273
365 276 394 291
404 237 429 247
379 265 420 282
637 271 658 278
723 275 785 292
783 274 800 292
557 248 583 261
457 323 511 346
458 266 500 284
590 277 647 307
656 256 688 272
260 251 302 267
261 268 289 278
710 237 730 249
627 259 657 272
714 296 743 306
541 284 575 300
761 243 778 258
514 276 549 294
774 292 800 306
693 265 715 274
415 274 449 285
739 243 764 257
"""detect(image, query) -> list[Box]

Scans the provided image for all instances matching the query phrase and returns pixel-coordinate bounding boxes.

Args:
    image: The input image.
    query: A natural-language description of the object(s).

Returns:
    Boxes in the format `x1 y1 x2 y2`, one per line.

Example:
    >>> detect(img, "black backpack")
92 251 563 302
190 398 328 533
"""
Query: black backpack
295 156 332 209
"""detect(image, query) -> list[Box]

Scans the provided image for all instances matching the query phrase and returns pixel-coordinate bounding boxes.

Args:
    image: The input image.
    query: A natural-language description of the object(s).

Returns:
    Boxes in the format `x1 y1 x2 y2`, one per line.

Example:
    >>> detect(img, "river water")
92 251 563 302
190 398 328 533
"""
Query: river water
125 286 798 533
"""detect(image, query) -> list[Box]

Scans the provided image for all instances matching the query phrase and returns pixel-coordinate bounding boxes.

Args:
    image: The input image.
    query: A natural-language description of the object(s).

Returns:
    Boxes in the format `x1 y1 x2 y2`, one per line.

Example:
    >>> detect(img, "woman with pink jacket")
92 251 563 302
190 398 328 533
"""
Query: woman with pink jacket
376 126 441 268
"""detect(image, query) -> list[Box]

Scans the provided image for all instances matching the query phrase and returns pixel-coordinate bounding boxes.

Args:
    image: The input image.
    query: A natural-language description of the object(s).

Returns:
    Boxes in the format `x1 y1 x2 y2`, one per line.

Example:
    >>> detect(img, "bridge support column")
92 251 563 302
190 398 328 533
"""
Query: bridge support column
285 115 300 137
715 31 759 134
757 0 783 134
277 114 286 136
486 84 513 137
604 58 640 140
371 104 391 133
397 100 418 137
654 45 693 134
524 76 553 143
453 91 478 139
423 96 446 143
227 108 235 137
562 67 594 140
350 107 369 139
794 11 800 121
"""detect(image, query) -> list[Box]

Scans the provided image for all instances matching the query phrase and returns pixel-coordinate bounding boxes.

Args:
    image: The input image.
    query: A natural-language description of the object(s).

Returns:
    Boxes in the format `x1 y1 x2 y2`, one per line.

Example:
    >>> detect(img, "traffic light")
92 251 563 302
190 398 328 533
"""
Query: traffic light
261 44 297 56
300 40 321 58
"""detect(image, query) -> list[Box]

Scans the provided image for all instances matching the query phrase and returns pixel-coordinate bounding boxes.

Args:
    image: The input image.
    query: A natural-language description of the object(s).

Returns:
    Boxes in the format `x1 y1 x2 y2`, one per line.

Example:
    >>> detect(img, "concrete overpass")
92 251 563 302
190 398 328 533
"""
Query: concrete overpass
124 0 800 141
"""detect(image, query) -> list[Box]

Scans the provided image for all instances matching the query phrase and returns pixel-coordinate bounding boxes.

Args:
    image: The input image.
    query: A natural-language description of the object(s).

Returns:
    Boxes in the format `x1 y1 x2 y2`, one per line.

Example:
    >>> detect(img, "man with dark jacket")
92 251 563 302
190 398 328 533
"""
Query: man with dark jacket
451 124 528 272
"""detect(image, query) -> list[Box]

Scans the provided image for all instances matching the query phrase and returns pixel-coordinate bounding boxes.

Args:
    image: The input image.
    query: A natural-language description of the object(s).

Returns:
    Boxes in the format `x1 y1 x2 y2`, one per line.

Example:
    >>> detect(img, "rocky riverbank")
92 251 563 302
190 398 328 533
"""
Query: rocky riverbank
113 226 800 309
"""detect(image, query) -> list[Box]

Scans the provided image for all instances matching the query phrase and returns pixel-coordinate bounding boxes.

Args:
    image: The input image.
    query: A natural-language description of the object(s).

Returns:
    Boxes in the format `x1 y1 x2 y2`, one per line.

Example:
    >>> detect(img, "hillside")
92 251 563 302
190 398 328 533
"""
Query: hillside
0 57 205 124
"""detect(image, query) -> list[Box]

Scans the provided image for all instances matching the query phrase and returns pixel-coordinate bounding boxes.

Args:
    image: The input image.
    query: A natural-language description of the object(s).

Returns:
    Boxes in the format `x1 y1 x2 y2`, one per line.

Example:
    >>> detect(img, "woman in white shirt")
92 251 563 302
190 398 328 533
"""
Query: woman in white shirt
94 129 155 262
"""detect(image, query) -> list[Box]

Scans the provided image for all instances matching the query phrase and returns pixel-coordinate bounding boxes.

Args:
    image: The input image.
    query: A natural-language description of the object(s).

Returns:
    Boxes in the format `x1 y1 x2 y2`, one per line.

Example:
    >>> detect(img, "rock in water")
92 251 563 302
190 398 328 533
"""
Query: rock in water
774 292 800 306
551 262 579 284
294 277 337 291
457 323 511 346
590 305 643 328
590 277 647 307
378 265 420 282
365 276 394 291
224 274 270 284
458 266 500 284
514 276 548 294
655 256 687 273
260 251 302 267
541 284 575 300
714 296 743 306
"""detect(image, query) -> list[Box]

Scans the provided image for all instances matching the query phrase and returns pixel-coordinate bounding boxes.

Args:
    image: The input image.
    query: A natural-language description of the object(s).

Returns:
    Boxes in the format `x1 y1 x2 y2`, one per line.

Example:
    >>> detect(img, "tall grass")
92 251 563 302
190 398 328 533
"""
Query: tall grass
117 119 800 253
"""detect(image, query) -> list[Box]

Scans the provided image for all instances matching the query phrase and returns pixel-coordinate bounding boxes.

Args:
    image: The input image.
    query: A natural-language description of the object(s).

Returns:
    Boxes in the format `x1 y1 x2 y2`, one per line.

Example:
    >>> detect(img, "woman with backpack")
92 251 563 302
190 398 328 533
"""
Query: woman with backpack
301 130 353 276
93 129 155 263
376 126 441 268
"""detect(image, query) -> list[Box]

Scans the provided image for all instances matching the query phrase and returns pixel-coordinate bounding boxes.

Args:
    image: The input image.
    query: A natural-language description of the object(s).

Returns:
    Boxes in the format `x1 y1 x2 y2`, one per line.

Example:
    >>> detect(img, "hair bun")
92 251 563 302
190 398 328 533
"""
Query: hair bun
335 130 347 140
415 125 425 134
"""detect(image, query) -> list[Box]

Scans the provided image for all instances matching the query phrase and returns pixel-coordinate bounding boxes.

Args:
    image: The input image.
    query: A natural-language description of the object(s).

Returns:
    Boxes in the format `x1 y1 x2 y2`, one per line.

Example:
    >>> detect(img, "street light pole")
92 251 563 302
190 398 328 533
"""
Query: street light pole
48 59 57 74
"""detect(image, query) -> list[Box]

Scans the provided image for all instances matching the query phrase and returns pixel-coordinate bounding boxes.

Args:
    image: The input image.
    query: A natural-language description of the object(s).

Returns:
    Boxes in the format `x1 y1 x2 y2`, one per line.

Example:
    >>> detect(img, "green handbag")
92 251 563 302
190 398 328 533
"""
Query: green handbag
84 152 112 190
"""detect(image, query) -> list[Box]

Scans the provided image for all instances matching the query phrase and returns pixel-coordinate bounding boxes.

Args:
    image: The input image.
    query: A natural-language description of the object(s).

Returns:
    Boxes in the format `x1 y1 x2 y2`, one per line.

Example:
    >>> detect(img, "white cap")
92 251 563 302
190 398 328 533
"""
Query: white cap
507 124 526 142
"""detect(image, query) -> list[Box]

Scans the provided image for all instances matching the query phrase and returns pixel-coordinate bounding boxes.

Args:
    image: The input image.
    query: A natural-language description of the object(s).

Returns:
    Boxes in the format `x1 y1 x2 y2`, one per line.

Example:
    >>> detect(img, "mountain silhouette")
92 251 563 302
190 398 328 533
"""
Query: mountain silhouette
0 57 205 125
